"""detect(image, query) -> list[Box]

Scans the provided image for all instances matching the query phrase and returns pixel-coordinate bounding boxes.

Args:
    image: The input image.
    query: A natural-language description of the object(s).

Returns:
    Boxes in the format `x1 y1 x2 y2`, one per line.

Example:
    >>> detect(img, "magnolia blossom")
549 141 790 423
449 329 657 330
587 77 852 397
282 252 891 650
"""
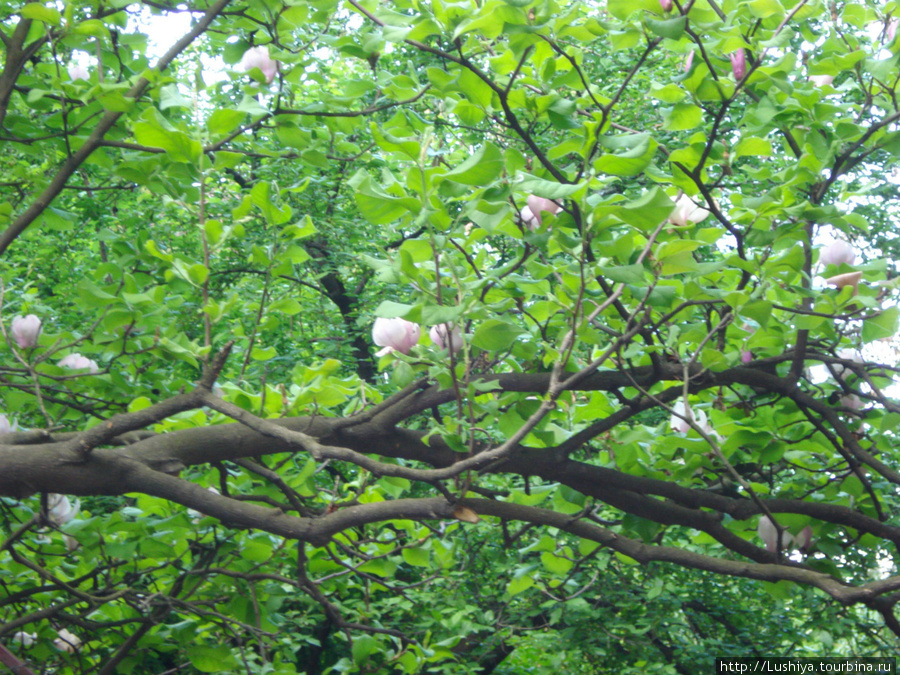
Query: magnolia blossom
888 19 899 43
819 240 856 267
430 323 463 354
683 50 694 73
11 314 41 348
825 271 862 293
741 349 753 364
809 74 834 87
53 628 81 654
794 525 813 552
670 400 709 434
240 46 278 84
659 0 672 11
58 353 99 373
840 393 864 411
520 195 561 231
667 194 710 227
47 494 80 526
0 414 10 435
730 48 747 81
13 631 37 647
372 318 421 356
757 516 795 553
68 64 89 81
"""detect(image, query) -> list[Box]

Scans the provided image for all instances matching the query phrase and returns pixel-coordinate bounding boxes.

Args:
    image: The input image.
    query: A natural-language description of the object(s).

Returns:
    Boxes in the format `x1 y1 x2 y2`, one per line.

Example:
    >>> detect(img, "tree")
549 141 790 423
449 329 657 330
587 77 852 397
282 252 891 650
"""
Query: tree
1 0 900 672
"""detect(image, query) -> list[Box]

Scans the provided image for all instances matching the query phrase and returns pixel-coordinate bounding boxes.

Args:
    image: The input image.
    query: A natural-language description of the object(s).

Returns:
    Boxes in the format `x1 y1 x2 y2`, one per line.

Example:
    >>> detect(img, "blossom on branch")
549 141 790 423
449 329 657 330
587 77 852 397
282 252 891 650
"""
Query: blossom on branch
430 323 463 354
819 240 856 267
58 353 99 373
667 194 710 227
520 195 561 231
11 314 41 348
730 49 747 81
373 317 421 356
240 46 279 84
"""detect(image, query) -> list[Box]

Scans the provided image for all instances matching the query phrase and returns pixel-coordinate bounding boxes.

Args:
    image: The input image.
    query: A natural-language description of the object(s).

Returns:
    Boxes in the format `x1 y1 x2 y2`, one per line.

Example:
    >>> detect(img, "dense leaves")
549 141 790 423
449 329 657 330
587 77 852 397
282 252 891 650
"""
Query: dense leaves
2 0 900 672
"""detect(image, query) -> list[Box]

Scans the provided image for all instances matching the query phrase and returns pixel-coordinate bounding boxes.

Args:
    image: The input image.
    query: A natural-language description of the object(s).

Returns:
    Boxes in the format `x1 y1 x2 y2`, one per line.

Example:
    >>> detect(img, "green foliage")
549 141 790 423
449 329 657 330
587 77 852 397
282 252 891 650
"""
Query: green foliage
2 0 900 673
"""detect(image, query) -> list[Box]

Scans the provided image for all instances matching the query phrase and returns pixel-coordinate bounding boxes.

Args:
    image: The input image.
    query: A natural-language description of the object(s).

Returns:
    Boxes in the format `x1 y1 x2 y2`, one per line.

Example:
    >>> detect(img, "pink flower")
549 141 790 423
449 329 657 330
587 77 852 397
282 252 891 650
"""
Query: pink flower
67 65 89 81
840 394 863 410
809 74 834 87
794 525 813 552
683 50 694 73
521 195 561 231
888 19 898 43
825 271 862 293
11 314 41 348
58 353 99 373
741 349 753 364
757 516 792 552
240 46 278 84
730 49 747 81
667 194 710 227
819 240 855 267
47 494 80 526
659 0 673 10
372 318 421 356
430 323 463 354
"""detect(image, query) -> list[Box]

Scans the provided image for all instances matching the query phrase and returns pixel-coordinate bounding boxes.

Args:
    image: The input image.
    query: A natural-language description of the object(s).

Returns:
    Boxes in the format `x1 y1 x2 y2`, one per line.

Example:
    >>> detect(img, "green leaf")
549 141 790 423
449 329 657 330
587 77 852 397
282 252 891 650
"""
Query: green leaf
21 3 60 24
862 307 899 343
471 320 526 351
440 144 503 185
186 645 239 672
645 16 686 40
402 547 430 567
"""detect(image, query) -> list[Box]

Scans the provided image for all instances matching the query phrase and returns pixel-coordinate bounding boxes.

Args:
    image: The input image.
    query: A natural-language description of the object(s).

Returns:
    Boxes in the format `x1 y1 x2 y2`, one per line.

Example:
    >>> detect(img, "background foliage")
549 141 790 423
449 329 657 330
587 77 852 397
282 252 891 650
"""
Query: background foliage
2 0 900 672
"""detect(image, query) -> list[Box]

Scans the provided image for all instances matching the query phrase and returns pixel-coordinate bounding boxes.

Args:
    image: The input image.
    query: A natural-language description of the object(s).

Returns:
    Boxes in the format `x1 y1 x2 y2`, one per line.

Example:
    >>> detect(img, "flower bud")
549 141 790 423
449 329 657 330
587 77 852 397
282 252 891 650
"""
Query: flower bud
240 46 279 84
67 65 89 81
809 74 834 87
819 240 855 267
659 0 673 11
47 494 80 526
58 353 99 373
741 349 753 364
430 323 463 354
683 50 694 73
53 628 81 654
12 632 37 647
667 194 710 227
372 318 421 356
521 195 561 231
11 314 41 348
730 49 747 81
757 516 792 552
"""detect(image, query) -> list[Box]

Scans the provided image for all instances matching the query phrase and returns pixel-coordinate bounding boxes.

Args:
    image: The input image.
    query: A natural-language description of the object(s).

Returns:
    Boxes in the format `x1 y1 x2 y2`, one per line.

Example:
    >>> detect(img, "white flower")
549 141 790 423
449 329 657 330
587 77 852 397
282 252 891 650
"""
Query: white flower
840 394 863 411
11 314 41 348
833 348 864 381
0 414 10 435
67 65 89 81
819 240 856 267
757 516 792 552
53 628 81 653
429 323 463 354
58 353 99 373
667 194 710 227
240 46 278 84
12 631 37 647
372 318 421 356
809 74 834 87
47 494 80 526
